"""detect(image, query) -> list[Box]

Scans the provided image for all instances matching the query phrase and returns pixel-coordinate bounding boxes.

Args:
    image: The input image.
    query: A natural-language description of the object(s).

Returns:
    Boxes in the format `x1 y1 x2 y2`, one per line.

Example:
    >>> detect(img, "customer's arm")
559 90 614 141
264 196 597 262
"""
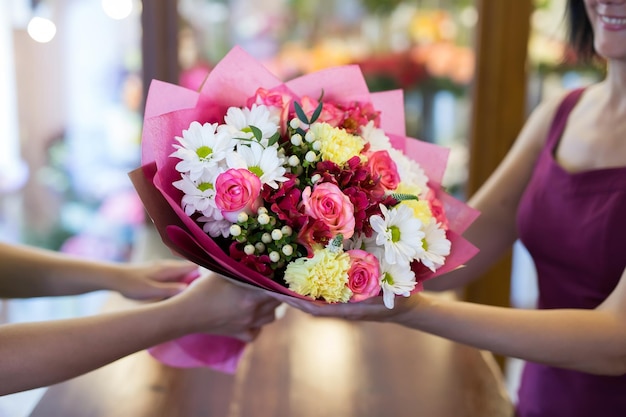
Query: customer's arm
0 241 192 300
0 271 280 395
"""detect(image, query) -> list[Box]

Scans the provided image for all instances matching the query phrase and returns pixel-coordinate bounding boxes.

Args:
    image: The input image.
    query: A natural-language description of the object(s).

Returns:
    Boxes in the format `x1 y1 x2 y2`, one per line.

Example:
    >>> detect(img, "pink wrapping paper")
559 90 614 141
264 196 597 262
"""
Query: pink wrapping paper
131 46 480 372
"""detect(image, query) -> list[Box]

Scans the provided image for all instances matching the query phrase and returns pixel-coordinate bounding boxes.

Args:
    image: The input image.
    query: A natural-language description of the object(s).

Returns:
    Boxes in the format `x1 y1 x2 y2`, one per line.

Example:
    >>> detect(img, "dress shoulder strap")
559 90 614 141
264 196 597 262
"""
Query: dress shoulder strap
545 88 585 149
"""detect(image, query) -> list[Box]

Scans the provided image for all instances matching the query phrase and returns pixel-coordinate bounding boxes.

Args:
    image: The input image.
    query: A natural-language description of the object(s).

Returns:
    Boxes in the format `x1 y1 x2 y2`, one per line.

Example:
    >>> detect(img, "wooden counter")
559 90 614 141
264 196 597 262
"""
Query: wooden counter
30 298 513 417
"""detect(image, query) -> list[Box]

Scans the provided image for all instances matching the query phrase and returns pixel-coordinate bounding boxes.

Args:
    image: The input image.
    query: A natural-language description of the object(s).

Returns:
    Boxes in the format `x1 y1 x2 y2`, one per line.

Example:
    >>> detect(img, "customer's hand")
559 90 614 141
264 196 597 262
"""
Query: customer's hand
168 271 283 342
109 260 198 301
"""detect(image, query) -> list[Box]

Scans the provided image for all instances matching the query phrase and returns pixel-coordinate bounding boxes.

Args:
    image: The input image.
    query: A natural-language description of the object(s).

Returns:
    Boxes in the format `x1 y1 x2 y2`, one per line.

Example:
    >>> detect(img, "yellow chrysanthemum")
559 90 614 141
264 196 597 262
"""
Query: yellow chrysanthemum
395 182 432 225
311 122 365 166
284 247 352 303
396 182 423 198
400 199 433 226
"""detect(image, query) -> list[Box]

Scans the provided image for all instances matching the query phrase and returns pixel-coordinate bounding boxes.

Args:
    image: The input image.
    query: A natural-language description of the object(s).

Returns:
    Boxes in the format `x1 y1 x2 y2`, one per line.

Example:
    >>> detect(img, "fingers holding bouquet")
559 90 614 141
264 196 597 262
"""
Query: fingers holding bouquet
269 286 422 322
170 269 282 340
110 259 197 301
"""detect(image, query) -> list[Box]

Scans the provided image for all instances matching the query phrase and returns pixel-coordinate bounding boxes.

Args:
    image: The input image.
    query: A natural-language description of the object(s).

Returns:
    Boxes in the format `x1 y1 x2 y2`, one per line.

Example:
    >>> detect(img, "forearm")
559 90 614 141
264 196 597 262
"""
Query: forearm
0 242 125 298
423 212 517 292
0 300 190 395
396 294 626 375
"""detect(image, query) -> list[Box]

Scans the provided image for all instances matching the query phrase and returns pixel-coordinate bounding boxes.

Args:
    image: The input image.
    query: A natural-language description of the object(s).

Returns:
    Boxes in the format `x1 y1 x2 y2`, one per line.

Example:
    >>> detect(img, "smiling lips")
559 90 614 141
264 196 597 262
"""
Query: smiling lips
600 15 626 26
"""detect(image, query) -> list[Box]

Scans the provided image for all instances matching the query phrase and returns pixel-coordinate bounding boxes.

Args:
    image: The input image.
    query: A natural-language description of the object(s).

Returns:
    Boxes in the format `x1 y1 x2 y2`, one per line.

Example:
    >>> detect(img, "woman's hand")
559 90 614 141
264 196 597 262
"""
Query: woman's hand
112 263 283 341
168 271 283 342
269 291 422 323
110 260 198 301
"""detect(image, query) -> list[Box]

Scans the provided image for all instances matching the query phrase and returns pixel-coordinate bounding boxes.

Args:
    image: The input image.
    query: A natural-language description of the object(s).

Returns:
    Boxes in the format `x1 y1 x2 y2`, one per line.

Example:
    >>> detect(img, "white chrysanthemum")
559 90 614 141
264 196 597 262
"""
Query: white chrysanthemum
360 121 391 151
343 234 365 251
222 104 279 145
198 216 232 238
389 148 429 193
379 260 416 309
416 218 451 272
345 233 384 261
172 173 216 216
171 121 233 181
370 204 425 265
225 142 287 189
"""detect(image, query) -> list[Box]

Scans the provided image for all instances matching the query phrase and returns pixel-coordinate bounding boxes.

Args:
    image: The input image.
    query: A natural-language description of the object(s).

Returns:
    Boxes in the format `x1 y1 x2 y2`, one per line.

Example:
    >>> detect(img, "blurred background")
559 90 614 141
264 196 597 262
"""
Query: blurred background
0 0 603 415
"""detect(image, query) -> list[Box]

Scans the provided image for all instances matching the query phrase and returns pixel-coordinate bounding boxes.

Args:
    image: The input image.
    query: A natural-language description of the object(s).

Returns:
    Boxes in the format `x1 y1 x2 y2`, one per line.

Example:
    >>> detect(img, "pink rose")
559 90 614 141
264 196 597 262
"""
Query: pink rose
247 87 291 111
215 168 263 223
247 87 292 133
300 96 344 127
301 182 355 239
367 150 400 190
347 249 381 302
423 187 449 230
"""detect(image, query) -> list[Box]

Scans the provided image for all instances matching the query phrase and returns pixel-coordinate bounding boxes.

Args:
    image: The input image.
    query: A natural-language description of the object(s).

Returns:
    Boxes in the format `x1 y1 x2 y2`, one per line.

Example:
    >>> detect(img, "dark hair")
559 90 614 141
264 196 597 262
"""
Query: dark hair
566 0 596 62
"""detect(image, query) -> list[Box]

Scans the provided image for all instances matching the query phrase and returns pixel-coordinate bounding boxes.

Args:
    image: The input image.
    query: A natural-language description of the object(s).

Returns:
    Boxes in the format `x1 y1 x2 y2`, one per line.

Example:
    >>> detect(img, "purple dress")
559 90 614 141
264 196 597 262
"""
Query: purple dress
515 88 626 416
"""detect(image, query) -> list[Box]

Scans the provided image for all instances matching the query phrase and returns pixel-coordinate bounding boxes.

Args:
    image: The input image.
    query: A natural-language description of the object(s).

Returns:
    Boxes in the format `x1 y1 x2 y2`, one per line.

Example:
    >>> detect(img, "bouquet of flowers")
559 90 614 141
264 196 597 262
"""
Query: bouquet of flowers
130 46 479 371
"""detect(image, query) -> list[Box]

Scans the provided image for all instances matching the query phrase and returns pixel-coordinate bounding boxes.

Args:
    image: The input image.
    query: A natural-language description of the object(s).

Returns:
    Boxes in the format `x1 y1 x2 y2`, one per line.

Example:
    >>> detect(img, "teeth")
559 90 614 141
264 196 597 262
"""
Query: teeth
601 15 626 25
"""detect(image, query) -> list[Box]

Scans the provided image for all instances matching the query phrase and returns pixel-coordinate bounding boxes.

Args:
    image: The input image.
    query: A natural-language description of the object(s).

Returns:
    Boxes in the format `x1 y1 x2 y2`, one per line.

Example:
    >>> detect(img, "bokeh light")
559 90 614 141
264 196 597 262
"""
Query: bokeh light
101 0 133 20
27 16 57 43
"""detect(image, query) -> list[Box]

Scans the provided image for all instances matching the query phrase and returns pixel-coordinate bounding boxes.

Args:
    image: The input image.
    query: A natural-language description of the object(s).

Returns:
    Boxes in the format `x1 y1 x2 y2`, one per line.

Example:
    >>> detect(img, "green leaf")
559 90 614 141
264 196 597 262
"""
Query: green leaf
250 125 263 142
310 101 323 124
267 131 281 147
391 193 419 202
293 101 309 124
233 137 254 143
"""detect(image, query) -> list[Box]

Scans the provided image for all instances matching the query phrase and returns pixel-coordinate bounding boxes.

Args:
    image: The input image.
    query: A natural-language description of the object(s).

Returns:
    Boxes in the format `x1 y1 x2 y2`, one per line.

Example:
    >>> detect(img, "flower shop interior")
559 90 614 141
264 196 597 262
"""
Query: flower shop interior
0 0 602 416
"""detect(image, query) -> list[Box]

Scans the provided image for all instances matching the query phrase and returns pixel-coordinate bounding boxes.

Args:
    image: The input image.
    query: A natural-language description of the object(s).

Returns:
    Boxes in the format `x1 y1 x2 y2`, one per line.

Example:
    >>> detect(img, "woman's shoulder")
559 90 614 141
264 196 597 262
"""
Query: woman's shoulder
520 88 585 150
532 88 584 122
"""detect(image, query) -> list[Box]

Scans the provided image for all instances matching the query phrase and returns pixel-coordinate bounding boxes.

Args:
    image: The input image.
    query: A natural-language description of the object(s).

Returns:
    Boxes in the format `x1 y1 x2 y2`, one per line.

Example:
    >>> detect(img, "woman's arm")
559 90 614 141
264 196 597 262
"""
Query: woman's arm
0 241 192 299
399 268 626 376
424 95 563 291
272 265 626 376
0 272 280 395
